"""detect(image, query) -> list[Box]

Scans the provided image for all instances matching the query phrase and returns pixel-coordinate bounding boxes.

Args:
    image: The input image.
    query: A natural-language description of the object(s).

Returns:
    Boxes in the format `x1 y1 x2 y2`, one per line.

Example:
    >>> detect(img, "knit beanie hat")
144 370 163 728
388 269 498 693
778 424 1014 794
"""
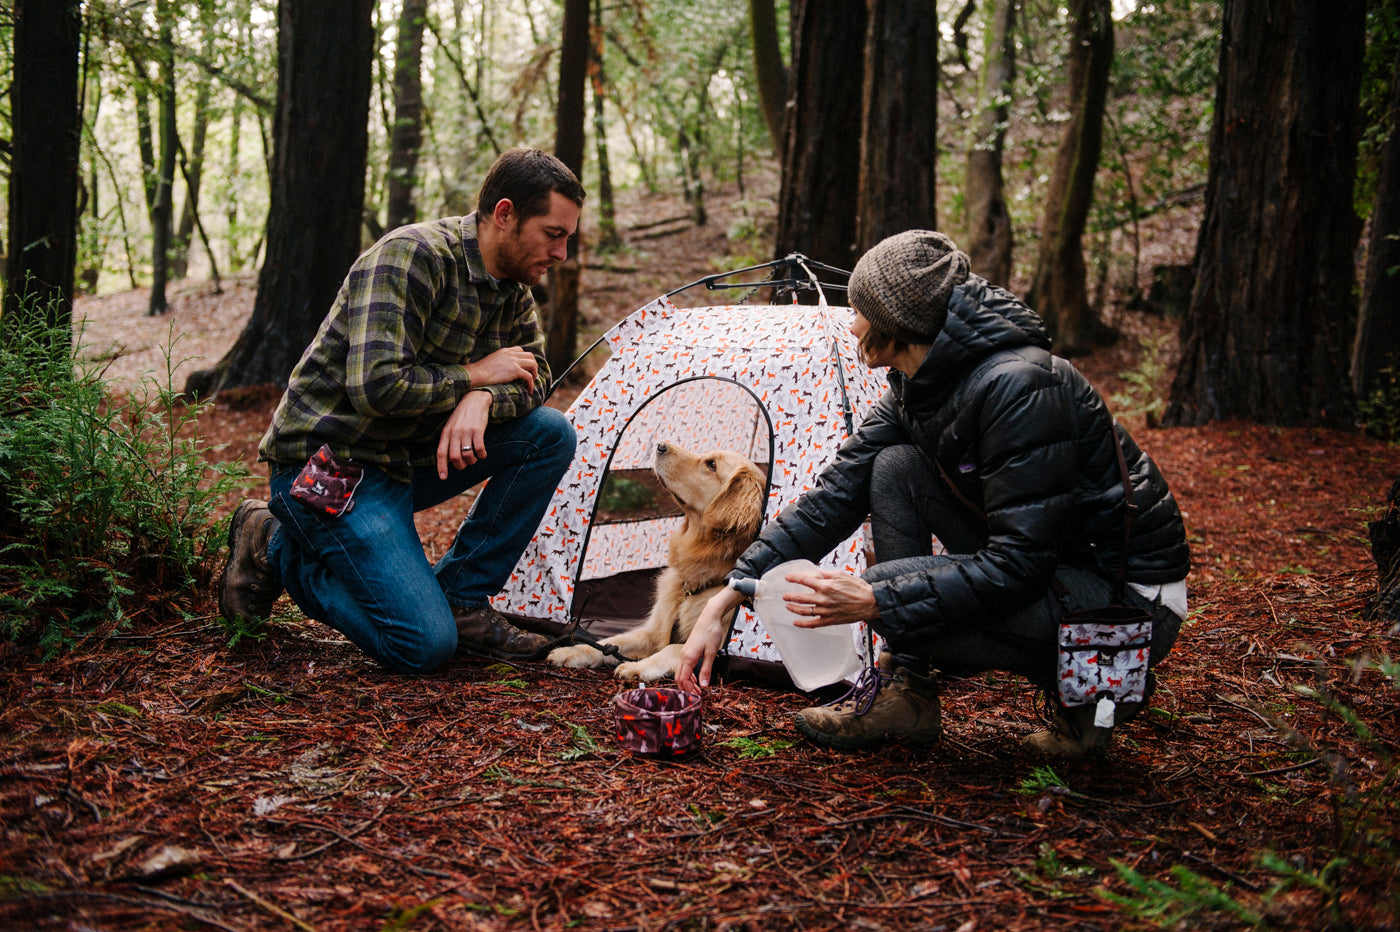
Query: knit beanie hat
846 230 971 342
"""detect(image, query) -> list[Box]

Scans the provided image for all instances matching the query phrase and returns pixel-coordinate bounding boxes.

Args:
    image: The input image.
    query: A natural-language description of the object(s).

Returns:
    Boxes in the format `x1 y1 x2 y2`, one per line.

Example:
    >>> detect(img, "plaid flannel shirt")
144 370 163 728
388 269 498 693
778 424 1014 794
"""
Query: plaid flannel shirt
259 213 550 483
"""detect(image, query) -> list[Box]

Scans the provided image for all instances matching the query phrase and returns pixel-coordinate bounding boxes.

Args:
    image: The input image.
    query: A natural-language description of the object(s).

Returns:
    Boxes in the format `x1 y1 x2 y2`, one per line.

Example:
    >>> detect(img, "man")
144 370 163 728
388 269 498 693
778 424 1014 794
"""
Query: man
680 231 1189 758
219 147 584 675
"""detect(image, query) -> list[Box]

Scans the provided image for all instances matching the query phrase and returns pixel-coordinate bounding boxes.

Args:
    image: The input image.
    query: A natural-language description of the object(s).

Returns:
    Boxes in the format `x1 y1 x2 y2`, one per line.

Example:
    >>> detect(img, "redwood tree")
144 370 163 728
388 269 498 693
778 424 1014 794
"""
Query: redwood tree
385 0 427 233
1353 40 1400 404
774 0 866 273
544 0 590 379
855 0 939 252
1026 0 1113 355
4 0 82 349
1164 0 1365 426
185 0 375 395
964 0 1016 286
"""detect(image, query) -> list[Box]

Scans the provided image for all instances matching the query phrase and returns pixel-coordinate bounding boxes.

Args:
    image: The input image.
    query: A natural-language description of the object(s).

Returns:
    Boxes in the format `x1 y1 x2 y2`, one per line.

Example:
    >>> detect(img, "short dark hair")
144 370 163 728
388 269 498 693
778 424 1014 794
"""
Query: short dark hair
855 316 910 366
477 148 586 222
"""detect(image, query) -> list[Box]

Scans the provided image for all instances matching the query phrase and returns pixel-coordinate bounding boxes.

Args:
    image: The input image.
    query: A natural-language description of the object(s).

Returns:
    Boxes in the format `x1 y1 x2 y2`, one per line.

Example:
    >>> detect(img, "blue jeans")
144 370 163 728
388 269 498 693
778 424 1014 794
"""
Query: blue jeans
265 406 575 674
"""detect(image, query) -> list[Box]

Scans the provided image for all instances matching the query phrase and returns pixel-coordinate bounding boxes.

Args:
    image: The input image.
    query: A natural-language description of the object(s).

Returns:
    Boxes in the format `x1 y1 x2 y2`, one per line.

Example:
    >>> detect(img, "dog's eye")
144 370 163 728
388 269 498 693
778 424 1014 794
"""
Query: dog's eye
704 458 717 471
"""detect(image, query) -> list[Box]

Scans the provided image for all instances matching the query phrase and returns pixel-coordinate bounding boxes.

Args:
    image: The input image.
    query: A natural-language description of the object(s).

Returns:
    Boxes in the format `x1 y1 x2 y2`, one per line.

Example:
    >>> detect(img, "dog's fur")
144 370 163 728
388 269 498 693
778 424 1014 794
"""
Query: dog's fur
547 442 765 682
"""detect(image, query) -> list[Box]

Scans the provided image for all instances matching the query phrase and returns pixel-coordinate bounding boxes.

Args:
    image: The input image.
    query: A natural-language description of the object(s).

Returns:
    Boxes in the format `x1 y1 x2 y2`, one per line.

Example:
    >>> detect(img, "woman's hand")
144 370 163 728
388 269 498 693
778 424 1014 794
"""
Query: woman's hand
677 587 744 693
783 568 876 628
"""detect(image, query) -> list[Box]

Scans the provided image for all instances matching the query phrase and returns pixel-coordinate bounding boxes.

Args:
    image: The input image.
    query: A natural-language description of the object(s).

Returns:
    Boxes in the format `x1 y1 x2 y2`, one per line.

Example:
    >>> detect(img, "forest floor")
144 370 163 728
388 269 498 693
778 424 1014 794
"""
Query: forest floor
3 177 1400 931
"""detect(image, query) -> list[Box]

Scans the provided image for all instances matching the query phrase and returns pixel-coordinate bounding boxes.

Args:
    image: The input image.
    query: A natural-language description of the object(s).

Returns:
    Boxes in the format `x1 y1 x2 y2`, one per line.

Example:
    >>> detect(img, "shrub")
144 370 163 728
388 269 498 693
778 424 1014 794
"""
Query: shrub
0 309 244 656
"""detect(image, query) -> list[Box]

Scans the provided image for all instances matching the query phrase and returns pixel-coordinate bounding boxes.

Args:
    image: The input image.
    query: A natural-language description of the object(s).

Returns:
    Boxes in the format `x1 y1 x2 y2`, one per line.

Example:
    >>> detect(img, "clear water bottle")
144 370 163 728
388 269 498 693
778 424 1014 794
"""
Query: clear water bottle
728 559 863 691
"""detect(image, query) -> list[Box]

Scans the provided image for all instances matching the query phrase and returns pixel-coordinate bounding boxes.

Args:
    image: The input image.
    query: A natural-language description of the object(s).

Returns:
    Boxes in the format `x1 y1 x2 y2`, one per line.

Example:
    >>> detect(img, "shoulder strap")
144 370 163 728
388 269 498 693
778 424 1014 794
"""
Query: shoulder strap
1110 424 1139 602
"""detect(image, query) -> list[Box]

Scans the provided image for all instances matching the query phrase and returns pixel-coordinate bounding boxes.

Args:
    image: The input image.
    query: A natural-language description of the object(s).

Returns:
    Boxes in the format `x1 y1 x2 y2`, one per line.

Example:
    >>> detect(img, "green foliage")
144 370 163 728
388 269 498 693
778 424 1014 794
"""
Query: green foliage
1100 860 1264 927
1356 361 1400 443
720 734 796 759
1355 1 1400 217
0 311 244 656
1015 765 1067 795
598 473 657 514
1110 333 1172 423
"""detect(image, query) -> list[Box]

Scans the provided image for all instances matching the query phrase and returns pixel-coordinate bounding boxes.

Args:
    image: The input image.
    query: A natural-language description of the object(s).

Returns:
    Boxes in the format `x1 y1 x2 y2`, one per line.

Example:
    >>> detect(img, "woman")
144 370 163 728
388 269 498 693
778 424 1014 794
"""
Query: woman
677 231 1189 758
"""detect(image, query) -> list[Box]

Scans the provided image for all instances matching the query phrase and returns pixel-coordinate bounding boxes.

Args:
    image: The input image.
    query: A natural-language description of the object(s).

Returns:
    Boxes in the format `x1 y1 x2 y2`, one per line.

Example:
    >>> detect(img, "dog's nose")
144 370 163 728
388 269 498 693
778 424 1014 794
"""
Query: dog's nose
656 442 668 455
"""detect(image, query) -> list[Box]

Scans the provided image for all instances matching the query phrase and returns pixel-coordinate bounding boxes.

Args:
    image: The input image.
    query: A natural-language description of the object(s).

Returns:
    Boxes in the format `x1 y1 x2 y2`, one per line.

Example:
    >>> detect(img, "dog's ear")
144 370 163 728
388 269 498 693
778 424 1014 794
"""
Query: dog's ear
703 464 764 540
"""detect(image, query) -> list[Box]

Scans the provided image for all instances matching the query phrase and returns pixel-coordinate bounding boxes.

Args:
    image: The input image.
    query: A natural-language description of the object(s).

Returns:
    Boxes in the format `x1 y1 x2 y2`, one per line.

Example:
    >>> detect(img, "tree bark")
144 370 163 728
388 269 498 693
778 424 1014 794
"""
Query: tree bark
4 0 82 348
964 0 1016 287
1353 40 1400 403
185 0 375 396
774 0 866 275
385 0 427 233
1367 476 1400 624
546 0 591 379
1163 0 1365 427
749 0 788 151
855 0 939 253
1027 0 1113 355
590 2 621 253
148 0 177 316
171 0 216 280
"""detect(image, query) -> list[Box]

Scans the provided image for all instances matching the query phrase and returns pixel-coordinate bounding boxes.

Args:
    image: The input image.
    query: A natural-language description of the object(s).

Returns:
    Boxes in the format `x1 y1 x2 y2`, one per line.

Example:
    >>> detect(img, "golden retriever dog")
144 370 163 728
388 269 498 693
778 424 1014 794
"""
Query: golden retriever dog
548 441 765 682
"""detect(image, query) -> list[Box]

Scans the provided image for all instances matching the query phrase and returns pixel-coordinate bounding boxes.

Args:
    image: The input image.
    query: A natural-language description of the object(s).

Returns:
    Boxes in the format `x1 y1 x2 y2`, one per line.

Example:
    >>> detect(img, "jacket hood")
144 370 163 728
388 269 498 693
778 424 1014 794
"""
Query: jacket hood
895 274 1052 398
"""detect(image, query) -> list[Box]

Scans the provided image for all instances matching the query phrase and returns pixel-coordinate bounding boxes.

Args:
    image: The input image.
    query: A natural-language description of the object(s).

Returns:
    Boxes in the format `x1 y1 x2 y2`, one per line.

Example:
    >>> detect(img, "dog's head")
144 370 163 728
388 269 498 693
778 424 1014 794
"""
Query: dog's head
653 442 765 542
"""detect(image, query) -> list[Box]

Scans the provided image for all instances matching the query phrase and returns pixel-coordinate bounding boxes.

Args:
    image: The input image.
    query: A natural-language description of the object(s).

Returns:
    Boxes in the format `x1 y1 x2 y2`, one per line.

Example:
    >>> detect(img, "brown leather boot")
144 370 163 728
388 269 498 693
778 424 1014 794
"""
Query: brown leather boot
1022 696 1145 758
452 605 549 660
793 666 941 751
219 499 282 624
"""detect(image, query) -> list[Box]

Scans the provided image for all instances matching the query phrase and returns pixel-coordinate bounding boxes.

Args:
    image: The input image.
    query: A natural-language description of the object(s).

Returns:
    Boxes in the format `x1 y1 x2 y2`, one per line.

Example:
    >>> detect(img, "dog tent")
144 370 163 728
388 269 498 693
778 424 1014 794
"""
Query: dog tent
491 258 886 684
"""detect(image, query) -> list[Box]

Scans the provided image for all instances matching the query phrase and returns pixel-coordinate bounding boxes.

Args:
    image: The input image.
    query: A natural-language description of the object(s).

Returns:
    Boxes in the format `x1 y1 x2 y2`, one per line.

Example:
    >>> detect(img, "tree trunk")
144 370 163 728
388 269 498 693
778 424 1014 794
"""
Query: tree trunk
856 0 938 253
1027 0 1113 355
385 0 427 233
590 4 621 253
1366 476 1400 625
1353 41 1400 403
964 0 1016 287
185 0 375 396
148 0 177 317
1163 0 1365 427
775 0 866 275
171 0 216 280
4 0 82 349
748 0 788 151
546 0 590 379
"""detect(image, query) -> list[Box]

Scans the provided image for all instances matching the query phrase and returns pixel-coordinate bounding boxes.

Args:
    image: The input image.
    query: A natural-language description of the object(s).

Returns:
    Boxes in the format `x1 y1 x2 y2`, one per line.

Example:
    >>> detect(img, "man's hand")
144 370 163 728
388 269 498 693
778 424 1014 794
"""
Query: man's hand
677 587 744 693
436 390 494 478
467 346 538 392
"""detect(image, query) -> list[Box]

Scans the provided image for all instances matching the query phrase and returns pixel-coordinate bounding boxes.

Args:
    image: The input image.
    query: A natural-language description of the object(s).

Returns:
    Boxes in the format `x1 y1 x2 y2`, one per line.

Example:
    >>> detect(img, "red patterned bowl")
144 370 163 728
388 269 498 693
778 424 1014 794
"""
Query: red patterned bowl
613 687 703 756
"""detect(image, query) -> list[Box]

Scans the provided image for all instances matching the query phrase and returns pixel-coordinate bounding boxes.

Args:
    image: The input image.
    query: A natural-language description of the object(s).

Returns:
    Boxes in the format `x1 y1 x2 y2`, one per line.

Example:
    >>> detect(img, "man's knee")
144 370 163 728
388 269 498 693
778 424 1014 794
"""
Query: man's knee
380 617 458 675
530 406 577 465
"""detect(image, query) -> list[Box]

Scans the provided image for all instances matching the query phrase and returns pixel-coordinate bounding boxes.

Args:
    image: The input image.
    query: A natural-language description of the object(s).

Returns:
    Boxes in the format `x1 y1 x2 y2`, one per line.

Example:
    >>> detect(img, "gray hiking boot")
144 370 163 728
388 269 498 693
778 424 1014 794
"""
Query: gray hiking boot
219 499 282 624
452 605 549 660
793 665 941 751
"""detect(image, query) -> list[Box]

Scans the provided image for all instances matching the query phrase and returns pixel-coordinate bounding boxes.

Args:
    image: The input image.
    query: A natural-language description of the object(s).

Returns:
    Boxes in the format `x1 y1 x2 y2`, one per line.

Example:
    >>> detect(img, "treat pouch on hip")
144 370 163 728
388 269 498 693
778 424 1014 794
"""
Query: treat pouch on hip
290 444 364 518
1057 604 1152 710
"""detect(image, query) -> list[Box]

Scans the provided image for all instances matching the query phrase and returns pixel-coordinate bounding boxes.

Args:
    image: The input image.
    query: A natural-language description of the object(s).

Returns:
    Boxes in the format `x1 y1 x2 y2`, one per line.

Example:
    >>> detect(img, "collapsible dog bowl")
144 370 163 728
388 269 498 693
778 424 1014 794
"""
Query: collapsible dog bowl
613 687 703 756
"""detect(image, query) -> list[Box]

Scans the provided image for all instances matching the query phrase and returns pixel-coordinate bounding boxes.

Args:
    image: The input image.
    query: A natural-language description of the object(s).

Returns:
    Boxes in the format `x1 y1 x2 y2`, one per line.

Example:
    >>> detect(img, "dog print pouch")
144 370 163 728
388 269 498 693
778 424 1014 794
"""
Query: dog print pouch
1057 605 1151 725
290 444 363 518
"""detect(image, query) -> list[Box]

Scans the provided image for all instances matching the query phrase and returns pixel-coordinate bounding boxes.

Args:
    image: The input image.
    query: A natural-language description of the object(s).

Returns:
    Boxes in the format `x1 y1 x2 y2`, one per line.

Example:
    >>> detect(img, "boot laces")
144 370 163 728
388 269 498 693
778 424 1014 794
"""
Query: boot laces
824 665 895 717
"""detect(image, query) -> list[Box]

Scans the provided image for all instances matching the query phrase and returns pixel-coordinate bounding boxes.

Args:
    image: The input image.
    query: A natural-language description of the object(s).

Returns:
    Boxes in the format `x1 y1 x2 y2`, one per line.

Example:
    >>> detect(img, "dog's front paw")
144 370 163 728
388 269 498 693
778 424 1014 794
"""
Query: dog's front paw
614 659 669 683
548 644 605 669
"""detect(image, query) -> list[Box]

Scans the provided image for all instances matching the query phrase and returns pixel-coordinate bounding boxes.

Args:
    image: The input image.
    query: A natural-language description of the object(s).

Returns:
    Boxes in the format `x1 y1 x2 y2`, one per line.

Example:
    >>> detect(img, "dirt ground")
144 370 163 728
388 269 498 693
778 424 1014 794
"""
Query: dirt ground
3 181 1399 930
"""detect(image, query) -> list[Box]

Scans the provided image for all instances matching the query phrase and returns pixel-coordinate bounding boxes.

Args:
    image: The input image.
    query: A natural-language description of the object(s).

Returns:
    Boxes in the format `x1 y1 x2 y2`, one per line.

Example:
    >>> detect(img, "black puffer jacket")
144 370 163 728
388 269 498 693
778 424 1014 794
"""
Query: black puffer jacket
732 275 1190 644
